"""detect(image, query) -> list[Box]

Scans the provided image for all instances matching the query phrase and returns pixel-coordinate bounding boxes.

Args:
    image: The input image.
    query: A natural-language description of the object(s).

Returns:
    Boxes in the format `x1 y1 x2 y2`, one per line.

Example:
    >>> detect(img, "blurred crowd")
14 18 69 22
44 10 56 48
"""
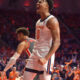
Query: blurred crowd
0 66 24 80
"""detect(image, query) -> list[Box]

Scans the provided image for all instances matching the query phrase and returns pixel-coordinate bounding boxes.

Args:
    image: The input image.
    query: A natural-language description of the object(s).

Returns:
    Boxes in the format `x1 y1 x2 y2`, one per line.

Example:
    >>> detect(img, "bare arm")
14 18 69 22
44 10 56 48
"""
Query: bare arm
65 59 72 65
68 71 74 77
45 17 60 60
3 41 26 72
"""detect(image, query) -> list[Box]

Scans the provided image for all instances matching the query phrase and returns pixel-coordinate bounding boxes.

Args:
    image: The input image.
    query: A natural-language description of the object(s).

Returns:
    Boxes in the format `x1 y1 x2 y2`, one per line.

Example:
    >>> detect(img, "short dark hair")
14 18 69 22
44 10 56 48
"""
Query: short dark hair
46 0 53 11
16 27 29 36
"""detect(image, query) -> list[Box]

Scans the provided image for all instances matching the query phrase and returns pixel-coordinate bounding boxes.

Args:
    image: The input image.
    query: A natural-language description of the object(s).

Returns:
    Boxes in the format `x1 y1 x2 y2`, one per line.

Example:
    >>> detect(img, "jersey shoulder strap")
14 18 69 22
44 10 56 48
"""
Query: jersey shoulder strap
44 15 54 26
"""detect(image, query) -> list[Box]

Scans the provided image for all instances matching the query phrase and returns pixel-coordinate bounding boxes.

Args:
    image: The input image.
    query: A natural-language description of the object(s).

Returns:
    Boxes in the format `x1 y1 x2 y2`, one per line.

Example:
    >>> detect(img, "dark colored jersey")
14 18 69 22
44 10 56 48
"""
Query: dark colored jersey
25 38 35 57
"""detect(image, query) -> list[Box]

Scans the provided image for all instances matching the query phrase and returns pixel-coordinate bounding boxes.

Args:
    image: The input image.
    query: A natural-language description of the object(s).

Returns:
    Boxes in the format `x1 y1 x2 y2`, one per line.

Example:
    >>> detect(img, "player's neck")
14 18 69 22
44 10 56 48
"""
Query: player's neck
20 36 28 41
23 36 28 40
40 12 50 21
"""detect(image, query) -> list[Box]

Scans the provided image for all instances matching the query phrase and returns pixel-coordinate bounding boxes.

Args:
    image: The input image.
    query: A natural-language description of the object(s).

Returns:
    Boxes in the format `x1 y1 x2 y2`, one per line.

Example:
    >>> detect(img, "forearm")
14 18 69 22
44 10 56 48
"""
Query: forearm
68 72 73 77
4 52 20 72
4 59 16 72
45 40 60 60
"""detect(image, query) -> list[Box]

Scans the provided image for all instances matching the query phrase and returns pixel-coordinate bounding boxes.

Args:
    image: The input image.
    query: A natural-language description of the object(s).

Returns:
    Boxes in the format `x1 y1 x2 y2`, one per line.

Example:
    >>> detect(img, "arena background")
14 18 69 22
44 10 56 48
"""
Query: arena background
0 0 80 80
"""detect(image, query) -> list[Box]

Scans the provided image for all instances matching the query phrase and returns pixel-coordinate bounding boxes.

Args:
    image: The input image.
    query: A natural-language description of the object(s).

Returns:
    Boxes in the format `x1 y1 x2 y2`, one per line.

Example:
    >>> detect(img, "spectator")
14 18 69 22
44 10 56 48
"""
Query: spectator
9 67 17 80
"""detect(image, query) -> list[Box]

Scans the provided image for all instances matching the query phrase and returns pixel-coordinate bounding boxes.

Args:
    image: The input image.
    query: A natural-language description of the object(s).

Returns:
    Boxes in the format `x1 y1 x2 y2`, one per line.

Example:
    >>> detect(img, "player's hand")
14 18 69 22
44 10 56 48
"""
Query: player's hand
38 58 47 65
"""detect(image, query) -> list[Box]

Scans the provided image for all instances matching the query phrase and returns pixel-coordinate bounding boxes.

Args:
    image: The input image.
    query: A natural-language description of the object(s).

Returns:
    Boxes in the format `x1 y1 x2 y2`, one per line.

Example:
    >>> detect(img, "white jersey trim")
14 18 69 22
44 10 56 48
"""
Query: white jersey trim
36 15 54 27
44 15 54 26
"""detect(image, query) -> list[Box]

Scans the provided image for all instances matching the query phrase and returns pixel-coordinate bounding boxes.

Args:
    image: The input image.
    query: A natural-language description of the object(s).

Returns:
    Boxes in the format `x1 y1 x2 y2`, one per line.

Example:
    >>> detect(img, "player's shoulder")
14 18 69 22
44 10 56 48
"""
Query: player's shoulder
28 38 36 42
47 15 59 26
47 15 59 29
49 15 58 23
19 41 26 46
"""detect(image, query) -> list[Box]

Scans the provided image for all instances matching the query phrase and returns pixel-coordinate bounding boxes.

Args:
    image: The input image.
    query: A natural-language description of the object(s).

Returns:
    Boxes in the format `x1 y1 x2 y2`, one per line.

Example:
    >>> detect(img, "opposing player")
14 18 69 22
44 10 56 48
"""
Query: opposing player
24 0 60 80
3 27 35 74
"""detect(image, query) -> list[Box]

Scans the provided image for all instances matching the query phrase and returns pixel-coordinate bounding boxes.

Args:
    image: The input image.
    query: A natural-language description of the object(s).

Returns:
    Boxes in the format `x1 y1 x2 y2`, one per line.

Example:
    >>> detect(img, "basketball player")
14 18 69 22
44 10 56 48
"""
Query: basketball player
2 27 35 74
24 0 60 80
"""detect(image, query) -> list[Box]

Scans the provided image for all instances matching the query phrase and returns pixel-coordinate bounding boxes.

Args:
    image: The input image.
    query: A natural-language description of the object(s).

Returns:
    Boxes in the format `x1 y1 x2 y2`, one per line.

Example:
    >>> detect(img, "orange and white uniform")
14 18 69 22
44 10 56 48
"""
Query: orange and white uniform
24 15 55 80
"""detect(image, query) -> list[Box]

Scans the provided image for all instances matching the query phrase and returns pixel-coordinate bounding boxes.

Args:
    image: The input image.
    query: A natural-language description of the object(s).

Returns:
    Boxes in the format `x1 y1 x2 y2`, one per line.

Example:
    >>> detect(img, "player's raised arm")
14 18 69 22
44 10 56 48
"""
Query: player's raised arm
3 41 26 72
45 17 60 60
